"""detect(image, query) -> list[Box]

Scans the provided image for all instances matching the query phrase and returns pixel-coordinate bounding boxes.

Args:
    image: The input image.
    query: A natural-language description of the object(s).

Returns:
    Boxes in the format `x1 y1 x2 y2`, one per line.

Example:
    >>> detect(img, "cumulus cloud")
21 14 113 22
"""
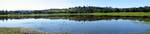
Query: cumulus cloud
0 0 149 10
0 0 71 10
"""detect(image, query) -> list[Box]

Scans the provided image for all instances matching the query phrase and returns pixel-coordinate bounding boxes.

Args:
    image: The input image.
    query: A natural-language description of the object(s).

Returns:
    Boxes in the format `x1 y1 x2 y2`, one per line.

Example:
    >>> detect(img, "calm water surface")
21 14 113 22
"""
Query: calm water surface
0 18 150 34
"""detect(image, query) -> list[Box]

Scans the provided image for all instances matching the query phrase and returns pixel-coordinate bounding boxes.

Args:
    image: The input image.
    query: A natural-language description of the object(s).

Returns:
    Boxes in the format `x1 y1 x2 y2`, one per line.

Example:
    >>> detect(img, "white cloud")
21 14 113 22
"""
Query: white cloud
0 0 70 10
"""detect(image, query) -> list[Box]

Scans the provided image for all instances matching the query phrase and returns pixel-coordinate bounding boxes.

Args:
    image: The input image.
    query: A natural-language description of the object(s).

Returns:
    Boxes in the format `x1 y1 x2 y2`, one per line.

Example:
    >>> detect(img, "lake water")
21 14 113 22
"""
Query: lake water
0 16 150 34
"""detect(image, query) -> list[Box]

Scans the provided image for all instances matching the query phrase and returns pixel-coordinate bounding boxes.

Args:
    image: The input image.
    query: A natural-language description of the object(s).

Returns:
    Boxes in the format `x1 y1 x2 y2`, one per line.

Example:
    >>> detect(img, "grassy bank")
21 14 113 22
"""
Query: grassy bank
0 28 149 34
92 12 150 16
0 12 150 16
0 28 49 34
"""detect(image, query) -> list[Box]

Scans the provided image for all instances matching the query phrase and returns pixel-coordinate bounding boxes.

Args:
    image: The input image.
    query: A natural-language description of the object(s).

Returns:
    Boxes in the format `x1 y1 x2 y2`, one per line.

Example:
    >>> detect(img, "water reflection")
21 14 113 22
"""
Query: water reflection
0 16 150 34
0 15 150 21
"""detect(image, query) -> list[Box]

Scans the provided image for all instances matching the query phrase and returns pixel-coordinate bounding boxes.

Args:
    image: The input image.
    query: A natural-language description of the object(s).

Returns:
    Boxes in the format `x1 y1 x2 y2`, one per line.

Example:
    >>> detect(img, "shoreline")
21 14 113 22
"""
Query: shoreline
0 12 150 17
0 28 50 34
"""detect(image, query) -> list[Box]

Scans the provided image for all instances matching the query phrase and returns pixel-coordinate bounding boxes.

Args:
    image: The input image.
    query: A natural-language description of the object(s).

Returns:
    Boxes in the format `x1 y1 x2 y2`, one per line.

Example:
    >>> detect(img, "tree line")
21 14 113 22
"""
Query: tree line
0 6 150 14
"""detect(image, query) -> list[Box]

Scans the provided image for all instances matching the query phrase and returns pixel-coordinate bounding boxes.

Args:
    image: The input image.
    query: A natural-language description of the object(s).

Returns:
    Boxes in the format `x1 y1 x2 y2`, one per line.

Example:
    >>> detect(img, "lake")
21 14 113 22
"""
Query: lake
0 16 150 34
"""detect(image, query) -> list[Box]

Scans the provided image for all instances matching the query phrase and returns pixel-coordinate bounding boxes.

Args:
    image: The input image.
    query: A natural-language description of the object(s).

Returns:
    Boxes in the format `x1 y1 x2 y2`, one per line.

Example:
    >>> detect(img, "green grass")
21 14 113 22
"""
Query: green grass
0 28 149 34
0 12 150 16
92 12 150 16
0 28 49 34
0 28 70 34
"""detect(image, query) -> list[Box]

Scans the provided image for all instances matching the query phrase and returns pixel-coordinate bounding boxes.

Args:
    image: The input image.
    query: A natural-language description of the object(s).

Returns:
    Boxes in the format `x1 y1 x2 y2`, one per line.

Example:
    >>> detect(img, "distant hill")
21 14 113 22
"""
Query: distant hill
0 6 150 14
36 6 150 13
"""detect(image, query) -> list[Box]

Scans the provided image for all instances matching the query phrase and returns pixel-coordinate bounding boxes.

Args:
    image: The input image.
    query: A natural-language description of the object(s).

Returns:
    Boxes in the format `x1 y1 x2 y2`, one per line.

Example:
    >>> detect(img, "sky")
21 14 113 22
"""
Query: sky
0 0 150 10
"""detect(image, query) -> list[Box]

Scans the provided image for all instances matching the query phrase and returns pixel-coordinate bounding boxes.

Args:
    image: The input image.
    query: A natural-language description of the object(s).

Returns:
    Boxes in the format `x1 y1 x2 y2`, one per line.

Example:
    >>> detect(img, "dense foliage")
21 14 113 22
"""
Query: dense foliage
0 6 150 14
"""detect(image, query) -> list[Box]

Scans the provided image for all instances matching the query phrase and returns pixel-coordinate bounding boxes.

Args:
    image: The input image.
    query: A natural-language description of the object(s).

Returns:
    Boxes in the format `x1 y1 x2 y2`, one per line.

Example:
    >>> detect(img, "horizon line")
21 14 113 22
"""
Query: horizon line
0 6 149 11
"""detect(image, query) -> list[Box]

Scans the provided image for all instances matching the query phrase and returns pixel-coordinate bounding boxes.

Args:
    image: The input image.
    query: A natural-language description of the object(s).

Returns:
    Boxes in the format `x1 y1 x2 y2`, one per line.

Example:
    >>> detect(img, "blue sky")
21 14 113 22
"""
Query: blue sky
0 0 150 10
